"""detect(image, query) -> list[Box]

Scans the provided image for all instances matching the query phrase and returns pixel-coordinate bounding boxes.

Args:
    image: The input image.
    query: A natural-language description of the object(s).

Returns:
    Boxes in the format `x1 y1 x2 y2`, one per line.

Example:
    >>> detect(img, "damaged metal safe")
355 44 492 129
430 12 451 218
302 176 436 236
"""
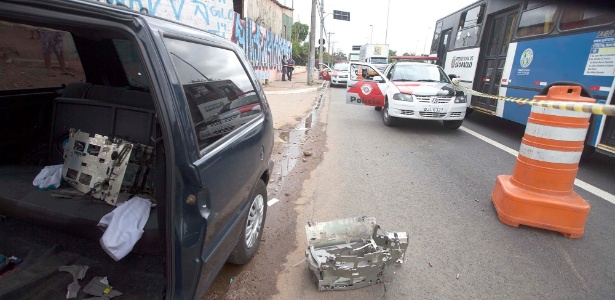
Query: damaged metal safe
61 128 155 206
305 216 408 291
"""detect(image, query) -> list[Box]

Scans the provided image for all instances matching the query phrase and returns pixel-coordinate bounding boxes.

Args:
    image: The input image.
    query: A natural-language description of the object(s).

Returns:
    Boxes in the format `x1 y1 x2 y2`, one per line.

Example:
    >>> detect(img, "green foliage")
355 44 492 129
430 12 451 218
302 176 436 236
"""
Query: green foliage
291 22 309 42
332 51 347 61
389 49 397 57
402 52 416 56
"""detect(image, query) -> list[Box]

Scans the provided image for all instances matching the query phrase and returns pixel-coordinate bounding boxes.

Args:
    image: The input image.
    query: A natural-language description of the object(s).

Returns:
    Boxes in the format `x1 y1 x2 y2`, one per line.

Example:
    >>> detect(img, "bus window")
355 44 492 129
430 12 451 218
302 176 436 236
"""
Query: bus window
559 5 615 31
454 5 485 49
516 3 560 38
430 21 443 54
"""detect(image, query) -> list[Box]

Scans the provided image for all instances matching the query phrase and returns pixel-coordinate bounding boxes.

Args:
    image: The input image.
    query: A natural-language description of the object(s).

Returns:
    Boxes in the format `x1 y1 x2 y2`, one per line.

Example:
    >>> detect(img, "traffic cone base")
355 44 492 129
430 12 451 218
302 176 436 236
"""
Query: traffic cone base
492 175 590 238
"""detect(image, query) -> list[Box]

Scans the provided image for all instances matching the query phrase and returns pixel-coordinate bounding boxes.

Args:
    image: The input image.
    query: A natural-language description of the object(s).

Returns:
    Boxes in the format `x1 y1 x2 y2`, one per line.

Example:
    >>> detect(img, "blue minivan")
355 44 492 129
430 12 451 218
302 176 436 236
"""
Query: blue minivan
0 1 273 298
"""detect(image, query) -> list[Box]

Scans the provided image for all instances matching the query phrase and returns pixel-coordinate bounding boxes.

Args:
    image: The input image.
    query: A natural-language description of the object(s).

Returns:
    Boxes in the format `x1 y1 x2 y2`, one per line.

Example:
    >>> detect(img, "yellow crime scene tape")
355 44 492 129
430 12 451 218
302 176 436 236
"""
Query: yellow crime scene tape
451 80 615 116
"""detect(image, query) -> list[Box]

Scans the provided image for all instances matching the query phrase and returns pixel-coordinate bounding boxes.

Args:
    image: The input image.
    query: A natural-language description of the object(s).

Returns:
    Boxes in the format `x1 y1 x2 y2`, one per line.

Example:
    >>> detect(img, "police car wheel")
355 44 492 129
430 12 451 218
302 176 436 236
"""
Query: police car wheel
443 120 463 129
383 102 397 127
375 106 382 111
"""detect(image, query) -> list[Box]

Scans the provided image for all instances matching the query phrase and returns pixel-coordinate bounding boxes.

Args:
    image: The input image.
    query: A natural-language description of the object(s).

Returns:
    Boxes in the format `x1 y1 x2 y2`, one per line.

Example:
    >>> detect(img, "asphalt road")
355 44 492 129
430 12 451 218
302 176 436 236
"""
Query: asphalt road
272 86 615 299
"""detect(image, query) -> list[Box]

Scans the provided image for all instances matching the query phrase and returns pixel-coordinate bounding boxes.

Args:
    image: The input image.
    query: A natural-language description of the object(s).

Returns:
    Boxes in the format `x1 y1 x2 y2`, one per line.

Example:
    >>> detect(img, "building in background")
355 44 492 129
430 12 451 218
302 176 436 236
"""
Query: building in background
101 0 293 82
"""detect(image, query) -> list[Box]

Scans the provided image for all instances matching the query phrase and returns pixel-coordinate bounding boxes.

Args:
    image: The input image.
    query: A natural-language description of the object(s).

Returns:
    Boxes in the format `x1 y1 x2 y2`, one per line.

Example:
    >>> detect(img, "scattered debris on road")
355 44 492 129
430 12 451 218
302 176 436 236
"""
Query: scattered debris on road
456 273 460 279
429 262 433 267
303 151 313 157
304 216 408 291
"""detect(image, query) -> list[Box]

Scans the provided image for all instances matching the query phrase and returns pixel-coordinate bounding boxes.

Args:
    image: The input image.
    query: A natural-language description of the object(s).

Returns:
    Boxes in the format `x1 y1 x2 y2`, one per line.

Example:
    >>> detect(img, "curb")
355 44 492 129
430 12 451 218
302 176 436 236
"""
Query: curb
265 86 318 95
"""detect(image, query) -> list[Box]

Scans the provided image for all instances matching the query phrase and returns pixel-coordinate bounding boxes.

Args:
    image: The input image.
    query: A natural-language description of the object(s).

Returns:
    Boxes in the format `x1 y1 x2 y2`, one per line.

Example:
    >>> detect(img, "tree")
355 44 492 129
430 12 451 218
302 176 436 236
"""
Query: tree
332 51 347 62
402 52 416 56
292 40 308 65
291 22 309 43
389 49 397 57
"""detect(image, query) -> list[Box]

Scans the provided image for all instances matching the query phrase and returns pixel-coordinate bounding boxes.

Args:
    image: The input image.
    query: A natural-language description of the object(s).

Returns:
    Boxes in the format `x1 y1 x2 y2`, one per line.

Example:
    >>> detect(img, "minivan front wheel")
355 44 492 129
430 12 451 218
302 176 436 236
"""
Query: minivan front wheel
228 180 267 265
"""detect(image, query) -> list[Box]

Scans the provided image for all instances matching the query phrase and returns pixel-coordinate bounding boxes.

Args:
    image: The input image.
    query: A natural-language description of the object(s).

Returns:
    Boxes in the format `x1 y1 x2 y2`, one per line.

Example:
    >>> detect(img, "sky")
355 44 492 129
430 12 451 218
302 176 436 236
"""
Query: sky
292 0 477 55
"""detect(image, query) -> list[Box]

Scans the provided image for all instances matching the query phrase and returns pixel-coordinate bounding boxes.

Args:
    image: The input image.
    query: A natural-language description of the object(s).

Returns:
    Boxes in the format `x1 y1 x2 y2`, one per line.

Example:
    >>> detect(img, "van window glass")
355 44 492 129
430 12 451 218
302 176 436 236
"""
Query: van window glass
430 21 443 54
454 5 485 49
516 4 560 38
559 5 615 31
0 21 85 91
113 39 149 90
164 38 262 152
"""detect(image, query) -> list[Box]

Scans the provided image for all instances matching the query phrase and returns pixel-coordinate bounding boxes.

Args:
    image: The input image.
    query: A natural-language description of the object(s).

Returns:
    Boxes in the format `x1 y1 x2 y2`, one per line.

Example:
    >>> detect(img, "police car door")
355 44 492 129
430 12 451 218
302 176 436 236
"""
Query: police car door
346 62 389 107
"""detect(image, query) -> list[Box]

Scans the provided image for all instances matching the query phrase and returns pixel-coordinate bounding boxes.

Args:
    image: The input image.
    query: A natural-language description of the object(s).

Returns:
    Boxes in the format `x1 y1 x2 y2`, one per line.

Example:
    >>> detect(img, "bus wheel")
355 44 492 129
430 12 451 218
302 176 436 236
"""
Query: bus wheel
375 106 382 111
443 120 463 129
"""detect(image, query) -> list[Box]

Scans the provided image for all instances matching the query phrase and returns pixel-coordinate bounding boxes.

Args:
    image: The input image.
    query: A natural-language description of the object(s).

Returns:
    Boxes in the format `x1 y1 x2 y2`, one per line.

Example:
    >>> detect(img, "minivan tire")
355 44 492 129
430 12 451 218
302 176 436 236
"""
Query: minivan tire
443 120 463 129
375 106 382 111
228 179 267 265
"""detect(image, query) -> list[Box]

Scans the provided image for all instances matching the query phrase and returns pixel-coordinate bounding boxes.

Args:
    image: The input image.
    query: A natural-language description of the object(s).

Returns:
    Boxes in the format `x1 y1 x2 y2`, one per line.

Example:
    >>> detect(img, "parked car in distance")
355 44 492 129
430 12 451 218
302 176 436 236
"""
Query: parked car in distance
0 0 274 299
331 63 350 87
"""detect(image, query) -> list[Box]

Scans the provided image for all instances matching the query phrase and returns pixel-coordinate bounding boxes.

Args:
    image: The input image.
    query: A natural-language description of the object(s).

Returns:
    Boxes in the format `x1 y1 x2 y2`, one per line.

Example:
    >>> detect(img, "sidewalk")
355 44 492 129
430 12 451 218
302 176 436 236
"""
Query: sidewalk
263 66 326 131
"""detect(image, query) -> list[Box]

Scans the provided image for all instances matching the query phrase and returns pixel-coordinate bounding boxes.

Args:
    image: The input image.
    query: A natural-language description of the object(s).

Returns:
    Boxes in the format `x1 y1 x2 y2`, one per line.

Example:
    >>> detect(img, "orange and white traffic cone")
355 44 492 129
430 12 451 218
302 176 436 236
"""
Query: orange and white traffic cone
492 85 595 238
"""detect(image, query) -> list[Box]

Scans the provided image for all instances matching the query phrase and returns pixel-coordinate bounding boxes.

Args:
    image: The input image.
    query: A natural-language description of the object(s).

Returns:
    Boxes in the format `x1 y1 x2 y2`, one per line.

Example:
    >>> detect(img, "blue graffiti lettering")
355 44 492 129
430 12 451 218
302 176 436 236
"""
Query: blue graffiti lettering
147 0 162 15
169 0 186 20
192 0 210 25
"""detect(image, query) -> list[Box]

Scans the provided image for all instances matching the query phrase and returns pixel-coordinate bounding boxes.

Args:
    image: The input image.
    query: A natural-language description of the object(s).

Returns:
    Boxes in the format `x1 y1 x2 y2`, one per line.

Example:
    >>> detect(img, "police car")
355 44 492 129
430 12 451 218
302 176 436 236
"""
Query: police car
346 62 467 129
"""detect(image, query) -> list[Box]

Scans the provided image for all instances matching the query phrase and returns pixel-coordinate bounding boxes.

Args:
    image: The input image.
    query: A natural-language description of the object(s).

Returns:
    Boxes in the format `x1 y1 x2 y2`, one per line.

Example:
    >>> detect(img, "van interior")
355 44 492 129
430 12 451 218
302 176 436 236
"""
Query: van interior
0 18 167 299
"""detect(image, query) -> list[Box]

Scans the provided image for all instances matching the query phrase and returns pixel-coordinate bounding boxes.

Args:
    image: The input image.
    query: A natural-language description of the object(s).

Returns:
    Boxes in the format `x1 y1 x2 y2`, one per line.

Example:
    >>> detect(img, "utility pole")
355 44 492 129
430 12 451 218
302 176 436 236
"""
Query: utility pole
370 25 373 44
385 0 390 44
319 0 325 72
327 32 335 65
308 0 317 85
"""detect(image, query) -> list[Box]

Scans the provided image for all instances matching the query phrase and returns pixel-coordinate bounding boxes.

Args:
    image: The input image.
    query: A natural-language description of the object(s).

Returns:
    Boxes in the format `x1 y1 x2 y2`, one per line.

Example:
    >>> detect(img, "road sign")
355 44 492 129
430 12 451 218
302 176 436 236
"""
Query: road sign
333 10 350 21
319 38 326 45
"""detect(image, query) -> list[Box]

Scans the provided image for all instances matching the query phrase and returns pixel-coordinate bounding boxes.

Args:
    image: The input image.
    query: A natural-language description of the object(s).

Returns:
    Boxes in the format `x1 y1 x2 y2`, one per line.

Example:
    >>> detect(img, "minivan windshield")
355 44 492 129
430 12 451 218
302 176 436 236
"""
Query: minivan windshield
390 64 451 83
333 63 349 71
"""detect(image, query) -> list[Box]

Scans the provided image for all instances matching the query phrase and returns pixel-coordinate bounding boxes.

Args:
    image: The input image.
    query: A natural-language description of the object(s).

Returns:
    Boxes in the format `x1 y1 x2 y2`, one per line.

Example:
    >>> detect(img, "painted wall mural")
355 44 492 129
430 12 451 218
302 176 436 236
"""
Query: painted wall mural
104 0 291 80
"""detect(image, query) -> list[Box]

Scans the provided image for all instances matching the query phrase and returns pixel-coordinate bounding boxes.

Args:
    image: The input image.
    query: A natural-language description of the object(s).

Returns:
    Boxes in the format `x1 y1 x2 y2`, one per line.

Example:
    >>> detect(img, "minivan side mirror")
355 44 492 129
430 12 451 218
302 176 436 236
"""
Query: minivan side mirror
448 74 458 80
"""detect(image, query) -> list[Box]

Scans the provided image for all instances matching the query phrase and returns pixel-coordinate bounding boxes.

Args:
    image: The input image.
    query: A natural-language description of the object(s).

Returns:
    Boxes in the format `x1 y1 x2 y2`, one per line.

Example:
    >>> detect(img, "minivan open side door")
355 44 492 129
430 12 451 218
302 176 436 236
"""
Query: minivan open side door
346 62 389 107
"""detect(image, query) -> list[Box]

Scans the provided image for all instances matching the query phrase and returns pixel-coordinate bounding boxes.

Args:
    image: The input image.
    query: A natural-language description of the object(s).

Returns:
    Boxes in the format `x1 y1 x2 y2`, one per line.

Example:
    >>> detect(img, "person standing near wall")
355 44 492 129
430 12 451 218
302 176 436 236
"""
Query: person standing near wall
282 55 288 81
287 56 295 81
38 28 74 77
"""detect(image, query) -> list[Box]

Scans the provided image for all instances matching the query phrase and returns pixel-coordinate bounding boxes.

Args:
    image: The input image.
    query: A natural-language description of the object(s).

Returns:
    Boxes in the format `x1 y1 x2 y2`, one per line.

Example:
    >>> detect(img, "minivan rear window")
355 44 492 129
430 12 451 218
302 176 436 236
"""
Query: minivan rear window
0 21 85 91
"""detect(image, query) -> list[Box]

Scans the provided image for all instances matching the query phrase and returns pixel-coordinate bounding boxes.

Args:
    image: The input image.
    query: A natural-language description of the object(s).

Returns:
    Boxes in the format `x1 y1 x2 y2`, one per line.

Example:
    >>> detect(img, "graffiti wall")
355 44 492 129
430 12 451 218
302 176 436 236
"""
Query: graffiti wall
231 14 292 80
103 0 291 81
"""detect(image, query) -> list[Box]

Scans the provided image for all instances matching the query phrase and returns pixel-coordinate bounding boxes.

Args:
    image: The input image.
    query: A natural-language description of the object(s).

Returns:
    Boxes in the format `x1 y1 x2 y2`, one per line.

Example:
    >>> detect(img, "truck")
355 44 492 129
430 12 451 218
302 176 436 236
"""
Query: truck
348 45 361 63
359 44 390 72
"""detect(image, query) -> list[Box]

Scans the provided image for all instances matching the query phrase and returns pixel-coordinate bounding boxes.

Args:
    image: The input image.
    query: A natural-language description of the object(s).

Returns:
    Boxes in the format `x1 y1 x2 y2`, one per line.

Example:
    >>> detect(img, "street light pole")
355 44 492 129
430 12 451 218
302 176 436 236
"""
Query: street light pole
327 32 335 65
308 0 316 85
385 0 390 44
318 0 325 72
370 25 373 44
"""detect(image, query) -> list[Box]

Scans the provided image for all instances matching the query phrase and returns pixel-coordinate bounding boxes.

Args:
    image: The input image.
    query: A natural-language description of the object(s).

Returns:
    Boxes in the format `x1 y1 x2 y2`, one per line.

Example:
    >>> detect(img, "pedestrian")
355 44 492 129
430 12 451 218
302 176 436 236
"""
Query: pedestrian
38 28 70 77
281 55 288 81
287 56 295 81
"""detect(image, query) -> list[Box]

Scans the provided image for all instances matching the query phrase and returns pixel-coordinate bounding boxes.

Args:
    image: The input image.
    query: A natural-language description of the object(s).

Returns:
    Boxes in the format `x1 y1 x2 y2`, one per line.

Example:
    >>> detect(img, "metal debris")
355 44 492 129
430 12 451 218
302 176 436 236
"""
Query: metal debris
304 216 408 291
59 265 89 299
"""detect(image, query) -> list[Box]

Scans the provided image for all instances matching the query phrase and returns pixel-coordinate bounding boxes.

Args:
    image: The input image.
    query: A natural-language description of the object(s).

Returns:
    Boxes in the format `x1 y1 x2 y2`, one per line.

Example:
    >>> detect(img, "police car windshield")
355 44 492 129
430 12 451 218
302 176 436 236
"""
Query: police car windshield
334 63 349 71
391 65 450 83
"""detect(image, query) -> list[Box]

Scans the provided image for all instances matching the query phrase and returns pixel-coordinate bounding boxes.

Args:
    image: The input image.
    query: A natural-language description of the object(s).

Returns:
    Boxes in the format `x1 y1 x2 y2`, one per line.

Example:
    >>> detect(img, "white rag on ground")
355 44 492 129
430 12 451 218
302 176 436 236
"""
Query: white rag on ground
98 197 151 261
32 164 63 190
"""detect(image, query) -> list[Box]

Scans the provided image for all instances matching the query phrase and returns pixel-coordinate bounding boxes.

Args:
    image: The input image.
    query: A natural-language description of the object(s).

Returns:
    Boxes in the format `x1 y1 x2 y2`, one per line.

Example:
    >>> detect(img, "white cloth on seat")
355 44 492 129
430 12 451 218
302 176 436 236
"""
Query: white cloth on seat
98 197 152 261
32 164 63 190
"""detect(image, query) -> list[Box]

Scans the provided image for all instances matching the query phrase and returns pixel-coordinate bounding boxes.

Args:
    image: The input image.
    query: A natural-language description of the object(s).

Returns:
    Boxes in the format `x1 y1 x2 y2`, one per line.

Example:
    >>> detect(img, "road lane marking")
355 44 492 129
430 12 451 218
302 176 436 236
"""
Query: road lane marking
460 126 615 205
267 198 280 206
